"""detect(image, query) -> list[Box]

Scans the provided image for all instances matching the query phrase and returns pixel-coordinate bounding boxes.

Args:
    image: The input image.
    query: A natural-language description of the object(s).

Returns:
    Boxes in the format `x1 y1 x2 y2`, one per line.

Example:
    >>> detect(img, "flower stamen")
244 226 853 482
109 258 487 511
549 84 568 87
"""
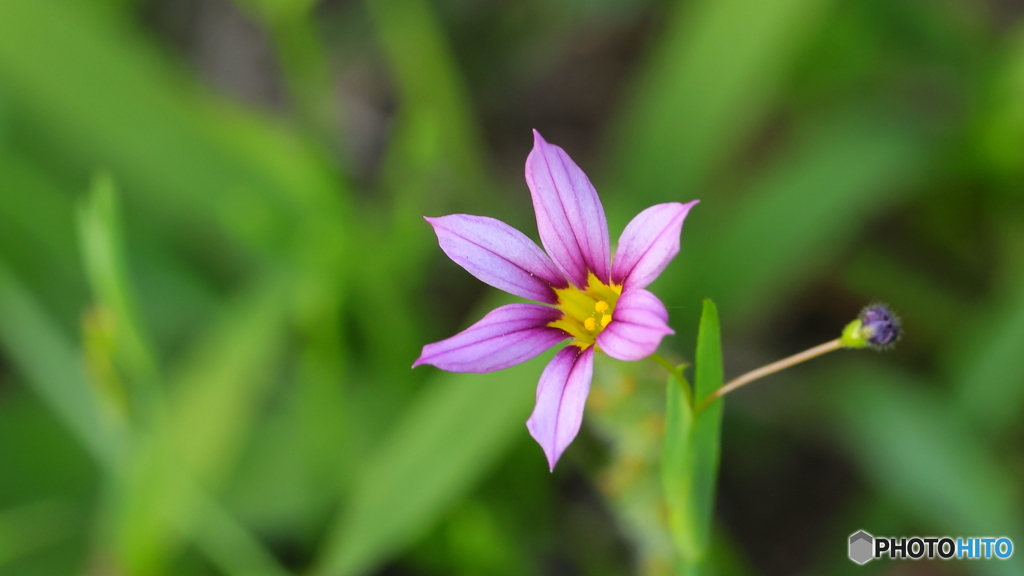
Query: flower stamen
549 273 622 348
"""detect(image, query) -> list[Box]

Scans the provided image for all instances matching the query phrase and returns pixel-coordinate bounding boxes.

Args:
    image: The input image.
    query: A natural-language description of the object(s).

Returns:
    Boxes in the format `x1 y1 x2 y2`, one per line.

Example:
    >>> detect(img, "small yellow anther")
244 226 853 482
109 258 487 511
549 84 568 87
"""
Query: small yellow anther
584 317 597 331
595 300 609 312
601 314 612 328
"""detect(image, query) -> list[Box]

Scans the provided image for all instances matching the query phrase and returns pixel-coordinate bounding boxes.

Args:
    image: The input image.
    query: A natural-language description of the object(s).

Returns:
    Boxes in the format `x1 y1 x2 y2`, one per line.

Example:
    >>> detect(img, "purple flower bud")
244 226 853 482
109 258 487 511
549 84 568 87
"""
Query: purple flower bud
859 304 901 349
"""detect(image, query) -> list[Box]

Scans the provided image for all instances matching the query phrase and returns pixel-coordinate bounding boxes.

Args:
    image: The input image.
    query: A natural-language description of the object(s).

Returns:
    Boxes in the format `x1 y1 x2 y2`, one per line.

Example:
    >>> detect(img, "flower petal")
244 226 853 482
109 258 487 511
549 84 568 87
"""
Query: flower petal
611 200 699 290
526 345 595 471
426 214 567 303
525 130 611 287
597 289 674 361
414 304 567 373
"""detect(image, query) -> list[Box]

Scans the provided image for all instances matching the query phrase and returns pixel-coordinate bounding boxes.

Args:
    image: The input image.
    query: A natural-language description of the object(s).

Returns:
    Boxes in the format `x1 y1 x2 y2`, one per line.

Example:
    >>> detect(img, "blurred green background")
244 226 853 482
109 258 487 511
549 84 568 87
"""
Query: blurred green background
1 0 1023 574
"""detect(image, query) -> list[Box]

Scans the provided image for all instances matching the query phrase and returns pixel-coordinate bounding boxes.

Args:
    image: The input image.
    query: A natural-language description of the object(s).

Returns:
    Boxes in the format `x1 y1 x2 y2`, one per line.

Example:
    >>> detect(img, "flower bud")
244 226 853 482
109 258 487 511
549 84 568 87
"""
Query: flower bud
840 304 902 350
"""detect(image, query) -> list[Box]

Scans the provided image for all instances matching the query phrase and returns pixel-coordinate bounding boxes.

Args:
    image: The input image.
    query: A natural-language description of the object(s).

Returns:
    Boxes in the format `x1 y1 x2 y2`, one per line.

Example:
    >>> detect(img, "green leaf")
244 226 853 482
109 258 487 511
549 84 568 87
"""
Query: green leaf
0 0 353 256
364 0 489 204
659 114 926 343
830 362 1024 576
608 0 834 214
115 278 289 574
0 262 119 467
0 260 292 576
949 281 1024 434
843 249 964 349
0 152 85 325
189 492 295 576
77 173 161 419
661 367 694 563
661 299 724 574
976 23 1024 177
0 500 77 569
348 0 499 396
312 352 550 576
688 299 725 569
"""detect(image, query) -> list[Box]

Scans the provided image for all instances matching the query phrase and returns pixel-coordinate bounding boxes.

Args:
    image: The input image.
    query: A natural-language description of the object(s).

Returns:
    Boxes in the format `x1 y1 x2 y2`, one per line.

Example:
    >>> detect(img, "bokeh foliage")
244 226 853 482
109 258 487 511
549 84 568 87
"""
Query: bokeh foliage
0 0 1023 574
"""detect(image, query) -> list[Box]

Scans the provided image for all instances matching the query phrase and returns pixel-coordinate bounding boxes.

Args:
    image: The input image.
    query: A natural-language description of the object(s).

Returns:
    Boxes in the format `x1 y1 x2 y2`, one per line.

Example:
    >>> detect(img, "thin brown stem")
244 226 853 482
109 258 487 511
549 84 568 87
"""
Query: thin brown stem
696 339 843 414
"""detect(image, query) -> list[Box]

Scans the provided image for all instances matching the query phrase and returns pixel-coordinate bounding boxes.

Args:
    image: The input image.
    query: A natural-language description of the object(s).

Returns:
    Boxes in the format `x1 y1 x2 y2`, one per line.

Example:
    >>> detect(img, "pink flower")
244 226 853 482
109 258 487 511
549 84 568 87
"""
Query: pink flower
414 130 698 470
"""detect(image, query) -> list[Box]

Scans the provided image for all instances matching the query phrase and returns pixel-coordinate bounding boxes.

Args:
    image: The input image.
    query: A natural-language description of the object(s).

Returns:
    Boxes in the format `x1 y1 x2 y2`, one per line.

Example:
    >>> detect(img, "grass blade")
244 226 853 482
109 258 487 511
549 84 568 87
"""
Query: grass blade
77 173 162 422
0 262 118 466
661 299 724 574
688 299 725 572
830 362 1024 576
662 367 694 565
313 352 550 576
115 278 288 574
608 0 834 213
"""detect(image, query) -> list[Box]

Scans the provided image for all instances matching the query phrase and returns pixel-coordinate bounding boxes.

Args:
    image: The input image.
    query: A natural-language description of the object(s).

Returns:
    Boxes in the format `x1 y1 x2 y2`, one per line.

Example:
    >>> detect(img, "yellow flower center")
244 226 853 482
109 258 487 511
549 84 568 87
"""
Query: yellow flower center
549 272 622 348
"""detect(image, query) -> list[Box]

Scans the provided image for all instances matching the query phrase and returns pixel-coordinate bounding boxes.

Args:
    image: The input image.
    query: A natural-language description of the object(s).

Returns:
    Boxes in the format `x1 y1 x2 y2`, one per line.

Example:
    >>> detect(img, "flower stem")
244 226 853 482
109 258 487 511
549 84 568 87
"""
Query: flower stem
695 338 843 414
650 352 692 405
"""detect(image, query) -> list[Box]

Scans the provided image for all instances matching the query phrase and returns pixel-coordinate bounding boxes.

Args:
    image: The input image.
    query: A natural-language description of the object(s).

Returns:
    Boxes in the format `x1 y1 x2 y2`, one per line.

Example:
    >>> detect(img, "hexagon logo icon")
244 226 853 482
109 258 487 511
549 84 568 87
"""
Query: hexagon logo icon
849 530 874 565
